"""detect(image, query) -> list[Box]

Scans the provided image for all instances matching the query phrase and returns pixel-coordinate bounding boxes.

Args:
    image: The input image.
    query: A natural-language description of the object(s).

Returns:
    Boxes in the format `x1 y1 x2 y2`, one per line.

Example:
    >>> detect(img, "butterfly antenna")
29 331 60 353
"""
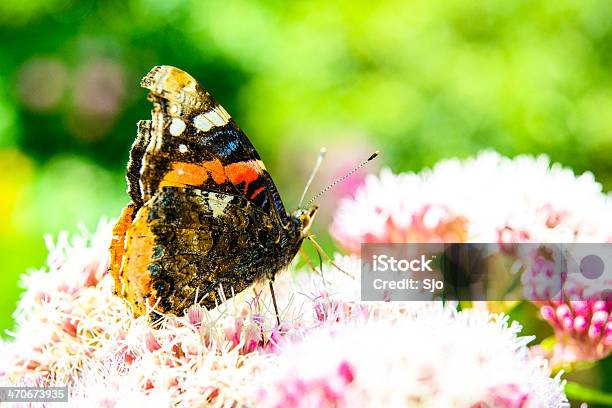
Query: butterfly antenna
298 147 327 207
304 151 379 208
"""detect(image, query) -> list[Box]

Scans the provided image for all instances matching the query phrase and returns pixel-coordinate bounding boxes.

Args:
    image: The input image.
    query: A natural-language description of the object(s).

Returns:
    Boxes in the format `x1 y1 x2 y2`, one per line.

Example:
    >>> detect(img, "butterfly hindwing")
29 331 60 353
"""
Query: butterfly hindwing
117 187 281 315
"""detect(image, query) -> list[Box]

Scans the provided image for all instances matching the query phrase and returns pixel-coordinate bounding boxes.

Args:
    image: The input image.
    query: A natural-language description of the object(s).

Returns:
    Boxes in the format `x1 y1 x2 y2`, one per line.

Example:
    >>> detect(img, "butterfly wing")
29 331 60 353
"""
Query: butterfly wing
132 65 289 226
115 187 283 315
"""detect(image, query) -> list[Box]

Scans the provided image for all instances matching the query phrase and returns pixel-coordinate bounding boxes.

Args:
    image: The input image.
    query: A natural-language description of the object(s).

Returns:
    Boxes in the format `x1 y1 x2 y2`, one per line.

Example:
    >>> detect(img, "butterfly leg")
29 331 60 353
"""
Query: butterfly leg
299 248 324 277
269 280 281 326
307 236 354 279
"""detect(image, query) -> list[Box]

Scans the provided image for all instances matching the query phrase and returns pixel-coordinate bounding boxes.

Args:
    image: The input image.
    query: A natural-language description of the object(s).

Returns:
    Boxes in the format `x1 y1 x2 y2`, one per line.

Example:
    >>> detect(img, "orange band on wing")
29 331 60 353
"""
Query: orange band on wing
110 204 136 297
122 206 156 316
159 159 227 188
158 159 264 198
250 186 265 200
225 161 263 194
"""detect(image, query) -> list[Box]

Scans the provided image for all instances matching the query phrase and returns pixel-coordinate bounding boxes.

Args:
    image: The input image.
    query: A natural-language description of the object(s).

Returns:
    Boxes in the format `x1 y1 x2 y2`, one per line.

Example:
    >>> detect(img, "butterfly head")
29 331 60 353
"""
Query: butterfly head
290 205 319 237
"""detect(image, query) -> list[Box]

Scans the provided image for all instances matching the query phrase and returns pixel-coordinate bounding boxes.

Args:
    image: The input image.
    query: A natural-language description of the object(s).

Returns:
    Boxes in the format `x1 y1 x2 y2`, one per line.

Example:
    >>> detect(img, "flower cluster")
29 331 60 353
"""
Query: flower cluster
538 299 611 365
0 221 282 406
330 152 612 367
260 310 567 408
331 151 612 252
532 262 612 365
0 222 568 407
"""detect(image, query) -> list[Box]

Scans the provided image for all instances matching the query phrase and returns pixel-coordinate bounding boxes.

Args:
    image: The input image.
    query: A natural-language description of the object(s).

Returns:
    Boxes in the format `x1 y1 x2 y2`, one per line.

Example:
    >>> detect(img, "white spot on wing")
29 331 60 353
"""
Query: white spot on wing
193 105 231 133
169 118 186 136
193 114 214 132
178 144 188 153
206 110 225 126
208 192 233 218
151 109 164 151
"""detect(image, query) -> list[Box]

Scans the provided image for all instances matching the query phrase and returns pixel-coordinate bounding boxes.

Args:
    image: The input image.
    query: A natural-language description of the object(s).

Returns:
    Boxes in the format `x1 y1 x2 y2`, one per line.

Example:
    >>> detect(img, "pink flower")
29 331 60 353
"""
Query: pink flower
144 332 161 352
267 360 355 408
521 255 567 301
519 244 612 364
331 152 612 253
331 183 467 253
539 298 611 364
331 152 611 369
186 305 205 328
260 311 567 407
474 383 530 408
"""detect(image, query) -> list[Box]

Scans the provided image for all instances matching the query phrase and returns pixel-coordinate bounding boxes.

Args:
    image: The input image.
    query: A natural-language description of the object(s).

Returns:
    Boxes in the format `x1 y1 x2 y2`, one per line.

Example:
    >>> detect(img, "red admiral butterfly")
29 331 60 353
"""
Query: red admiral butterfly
109 66 318 317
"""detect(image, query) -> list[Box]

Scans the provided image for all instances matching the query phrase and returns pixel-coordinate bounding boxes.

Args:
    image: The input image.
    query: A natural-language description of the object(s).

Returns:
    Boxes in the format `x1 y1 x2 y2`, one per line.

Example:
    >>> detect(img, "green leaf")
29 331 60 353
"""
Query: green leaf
565 381 612 405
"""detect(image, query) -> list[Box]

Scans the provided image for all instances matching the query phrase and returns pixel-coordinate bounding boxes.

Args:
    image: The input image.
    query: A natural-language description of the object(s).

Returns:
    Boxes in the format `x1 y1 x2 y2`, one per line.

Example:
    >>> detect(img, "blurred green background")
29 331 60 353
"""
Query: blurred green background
0 0 611 401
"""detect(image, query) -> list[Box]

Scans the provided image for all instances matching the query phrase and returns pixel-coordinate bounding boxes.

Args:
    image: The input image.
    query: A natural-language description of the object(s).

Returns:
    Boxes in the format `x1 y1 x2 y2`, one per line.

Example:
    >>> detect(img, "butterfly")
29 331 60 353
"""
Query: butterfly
109 66 318 317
